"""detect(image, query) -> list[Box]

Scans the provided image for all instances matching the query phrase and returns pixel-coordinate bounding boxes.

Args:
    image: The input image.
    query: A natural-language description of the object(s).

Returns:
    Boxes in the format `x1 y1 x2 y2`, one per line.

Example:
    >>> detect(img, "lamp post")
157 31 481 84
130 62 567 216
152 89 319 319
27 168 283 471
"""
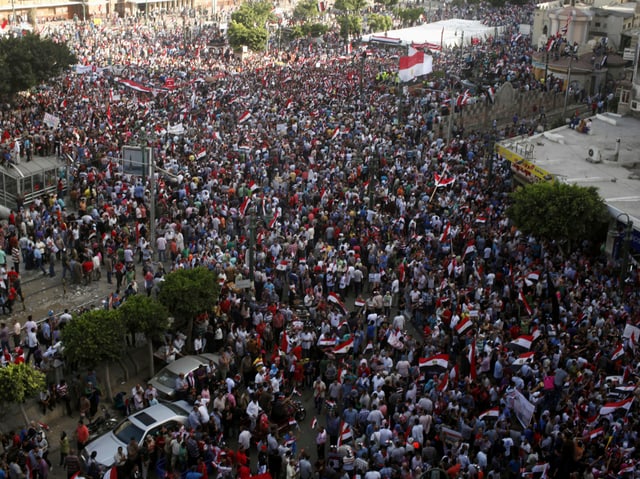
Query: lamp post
139 127 156 259
562 53 574 120
617 213 633 291
248 206 257 283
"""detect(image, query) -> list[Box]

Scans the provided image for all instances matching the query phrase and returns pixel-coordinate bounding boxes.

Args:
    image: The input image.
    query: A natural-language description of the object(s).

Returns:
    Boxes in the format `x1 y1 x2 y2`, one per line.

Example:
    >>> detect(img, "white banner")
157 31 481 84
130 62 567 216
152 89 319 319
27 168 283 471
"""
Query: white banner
509 390 535 428
43 112 60 129
167 123 186 135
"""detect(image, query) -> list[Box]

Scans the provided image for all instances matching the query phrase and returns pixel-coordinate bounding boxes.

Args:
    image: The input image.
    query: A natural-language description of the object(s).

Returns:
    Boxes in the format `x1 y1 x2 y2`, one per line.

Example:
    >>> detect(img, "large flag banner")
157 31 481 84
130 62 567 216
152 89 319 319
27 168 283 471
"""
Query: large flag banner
167 123 186 135
419 354 449 371
478 407 500 420
398 51 433 82
599 397 633 416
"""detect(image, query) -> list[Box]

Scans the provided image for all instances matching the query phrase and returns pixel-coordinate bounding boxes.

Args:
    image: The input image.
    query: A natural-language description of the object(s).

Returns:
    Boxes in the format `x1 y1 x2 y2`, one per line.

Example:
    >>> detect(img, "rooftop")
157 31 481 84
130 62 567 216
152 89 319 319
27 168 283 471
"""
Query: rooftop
498 113 640 224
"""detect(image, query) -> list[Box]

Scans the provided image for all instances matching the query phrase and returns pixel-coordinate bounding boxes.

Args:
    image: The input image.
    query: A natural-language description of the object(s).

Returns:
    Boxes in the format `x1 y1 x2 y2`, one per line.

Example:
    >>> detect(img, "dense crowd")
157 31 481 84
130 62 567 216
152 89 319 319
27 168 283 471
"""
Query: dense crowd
0 1 639 479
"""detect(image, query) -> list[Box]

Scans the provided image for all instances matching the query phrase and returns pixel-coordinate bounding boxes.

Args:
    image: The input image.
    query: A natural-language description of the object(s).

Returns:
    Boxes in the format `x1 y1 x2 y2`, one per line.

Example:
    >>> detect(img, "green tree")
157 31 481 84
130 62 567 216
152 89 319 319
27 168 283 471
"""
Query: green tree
0 33 76 100
0 363 46 424
507 181 609 252
157 267 220 350
374 0 399 8
337 15 363 39
293 0 321 22
117 295 170 376
301 22 330 37
228 0 275 51
61 309 125 401
334 0 368 13
394 7 424 26
367 14 393 33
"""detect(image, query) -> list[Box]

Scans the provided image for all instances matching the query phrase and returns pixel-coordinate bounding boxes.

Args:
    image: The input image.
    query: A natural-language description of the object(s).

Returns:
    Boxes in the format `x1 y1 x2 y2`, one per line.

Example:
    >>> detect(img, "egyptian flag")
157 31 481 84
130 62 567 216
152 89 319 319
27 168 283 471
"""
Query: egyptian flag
439 222 450 243
337 421 352 446
478 407 500 420
508 335 534 351
437 373 448 392
311 417 318 429
468 339 477 380
454 316 473 335
599 397 633 416
268 210 280 229
354 297 366 308
434 171 455 187
239 197 251 217
546 38 555 51
519 290 533 316
327 292 347 315
487 86 495 103
419 354 449 370
333 337 354 355
584 427 605 441
611 344 624 361
238 111 252 124
512 351 535 366
196 148 207 160
281 330 290 353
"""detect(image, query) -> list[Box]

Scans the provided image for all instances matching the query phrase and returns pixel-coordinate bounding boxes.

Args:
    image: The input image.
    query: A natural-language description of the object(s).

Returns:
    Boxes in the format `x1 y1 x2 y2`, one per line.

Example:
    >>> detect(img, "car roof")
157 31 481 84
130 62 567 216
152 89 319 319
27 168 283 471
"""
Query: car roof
128 401 191 427
161 355 209 375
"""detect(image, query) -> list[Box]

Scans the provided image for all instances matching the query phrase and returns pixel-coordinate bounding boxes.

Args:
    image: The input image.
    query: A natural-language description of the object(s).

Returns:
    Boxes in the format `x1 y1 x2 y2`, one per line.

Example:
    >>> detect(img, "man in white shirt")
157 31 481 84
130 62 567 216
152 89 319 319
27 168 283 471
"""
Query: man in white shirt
246 395 261 430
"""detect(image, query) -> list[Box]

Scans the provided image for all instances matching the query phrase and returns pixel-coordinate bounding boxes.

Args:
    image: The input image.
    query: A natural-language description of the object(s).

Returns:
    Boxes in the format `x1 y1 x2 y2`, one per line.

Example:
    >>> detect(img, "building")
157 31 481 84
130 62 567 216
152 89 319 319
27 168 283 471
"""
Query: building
495 112 640 255
0 0 231 22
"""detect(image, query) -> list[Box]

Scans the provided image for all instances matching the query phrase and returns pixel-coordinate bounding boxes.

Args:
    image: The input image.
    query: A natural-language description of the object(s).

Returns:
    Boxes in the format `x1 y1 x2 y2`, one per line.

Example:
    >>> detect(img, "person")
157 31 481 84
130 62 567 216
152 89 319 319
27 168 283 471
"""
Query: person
25 327 39 364
59 431 70 467
316 426 327 460
57 380 72 416
63 449 81 479
246 394 261 431
75 420 89 451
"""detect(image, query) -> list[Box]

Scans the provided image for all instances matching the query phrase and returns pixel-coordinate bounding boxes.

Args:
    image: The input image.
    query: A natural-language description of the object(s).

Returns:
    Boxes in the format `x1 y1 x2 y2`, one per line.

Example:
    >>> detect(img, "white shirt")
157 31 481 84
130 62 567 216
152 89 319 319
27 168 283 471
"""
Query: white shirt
246 400 260 418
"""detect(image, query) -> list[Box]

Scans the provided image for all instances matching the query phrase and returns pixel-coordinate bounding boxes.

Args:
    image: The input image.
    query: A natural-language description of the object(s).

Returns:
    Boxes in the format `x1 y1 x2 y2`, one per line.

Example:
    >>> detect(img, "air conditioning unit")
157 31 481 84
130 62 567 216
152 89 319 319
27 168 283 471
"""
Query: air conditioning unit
631 101 640 112
586 146 602 163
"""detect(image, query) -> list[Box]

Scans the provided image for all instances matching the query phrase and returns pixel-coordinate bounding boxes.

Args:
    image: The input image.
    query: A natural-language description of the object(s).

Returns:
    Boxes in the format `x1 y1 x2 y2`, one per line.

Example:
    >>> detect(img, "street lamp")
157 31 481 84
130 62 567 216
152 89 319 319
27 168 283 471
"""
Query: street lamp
139 127 156 260
562 53 575 120
617 213 633 290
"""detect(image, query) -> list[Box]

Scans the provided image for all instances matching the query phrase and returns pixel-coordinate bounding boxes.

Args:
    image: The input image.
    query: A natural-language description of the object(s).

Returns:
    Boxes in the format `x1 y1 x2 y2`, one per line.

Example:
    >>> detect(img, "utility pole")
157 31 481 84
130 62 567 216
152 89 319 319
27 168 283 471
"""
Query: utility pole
618 214 633 291
562 54 574 120
140 128 156 259
249 207 257 282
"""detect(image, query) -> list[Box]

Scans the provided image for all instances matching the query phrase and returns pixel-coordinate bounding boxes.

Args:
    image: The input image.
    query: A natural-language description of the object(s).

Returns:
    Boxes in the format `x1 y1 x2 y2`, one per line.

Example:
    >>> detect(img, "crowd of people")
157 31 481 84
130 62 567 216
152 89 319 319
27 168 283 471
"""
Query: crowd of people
0 1 639 478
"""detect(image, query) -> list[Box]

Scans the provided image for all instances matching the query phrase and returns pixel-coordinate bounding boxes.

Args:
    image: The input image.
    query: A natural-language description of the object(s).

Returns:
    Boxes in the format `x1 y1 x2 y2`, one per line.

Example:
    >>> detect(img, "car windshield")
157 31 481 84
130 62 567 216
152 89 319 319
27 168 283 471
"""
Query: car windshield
113 419 145 444
155 368 179 389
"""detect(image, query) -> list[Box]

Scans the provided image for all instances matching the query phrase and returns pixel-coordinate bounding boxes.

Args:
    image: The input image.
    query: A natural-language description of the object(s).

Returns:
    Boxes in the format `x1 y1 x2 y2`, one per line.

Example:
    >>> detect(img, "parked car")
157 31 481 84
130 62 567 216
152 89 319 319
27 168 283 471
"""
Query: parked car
82 400 191 471
148 353 219 399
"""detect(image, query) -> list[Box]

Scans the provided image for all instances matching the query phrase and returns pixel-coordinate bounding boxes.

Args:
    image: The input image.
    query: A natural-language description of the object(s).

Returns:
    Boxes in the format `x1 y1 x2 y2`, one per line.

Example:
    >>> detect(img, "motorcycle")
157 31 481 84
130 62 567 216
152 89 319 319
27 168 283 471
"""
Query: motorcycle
87 407 118 442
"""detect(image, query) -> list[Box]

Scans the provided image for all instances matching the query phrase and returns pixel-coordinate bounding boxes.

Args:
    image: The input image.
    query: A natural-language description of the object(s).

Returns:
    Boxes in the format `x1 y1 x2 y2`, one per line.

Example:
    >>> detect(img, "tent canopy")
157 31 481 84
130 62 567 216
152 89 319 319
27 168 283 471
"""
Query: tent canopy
362 19 505 49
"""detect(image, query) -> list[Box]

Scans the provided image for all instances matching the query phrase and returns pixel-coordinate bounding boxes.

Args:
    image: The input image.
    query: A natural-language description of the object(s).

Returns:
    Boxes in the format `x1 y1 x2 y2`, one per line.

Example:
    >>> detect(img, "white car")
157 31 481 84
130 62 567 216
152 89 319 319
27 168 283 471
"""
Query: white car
148 353 219 399
82 401 191 470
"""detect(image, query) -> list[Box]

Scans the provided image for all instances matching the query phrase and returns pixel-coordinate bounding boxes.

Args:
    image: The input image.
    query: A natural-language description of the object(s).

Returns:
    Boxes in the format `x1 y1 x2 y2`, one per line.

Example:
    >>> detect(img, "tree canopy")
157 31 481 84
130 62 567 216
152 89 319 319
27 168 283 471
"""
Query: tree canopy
292 0 321 22
118 294 170 342
507 181 609 250
0 363 46 423
61 309 125 368
0 33 76 100
337 15 363 39
157 267 220 346
0 363 45 405
334 0 368 13
228 1 276 51
367 14 393 33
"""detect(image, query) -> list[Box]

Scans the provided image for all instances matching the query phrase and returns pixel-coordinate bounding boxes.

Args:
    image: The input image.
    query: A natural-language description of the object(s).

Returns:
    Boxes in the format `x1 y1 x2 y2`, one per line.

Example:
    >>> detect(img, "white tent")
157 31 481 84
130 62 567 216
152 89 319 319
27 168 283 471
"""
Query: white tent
362 19 505 50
